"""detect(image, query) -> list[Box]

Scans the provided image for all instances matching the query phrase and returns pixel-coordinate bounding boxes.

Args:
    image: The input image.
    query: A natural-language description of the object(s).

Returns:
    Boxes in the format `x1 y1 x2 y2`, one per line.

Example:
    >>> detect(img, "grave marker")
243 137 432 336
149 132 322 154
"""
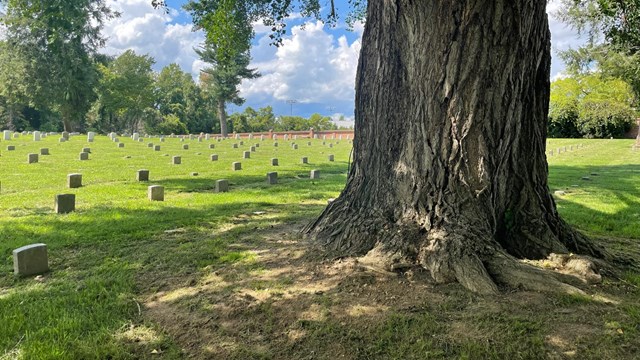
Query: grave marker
55 194 75 213
210 154 218 161
172 156 181 165
148 185 164 201
271 158 279 166
328 154 334 162
243 151 251 159
301 157 308 164
28 153 38 164
67 174 82 188
267 172 278 184
79 152 89 161
13 244 49 277
137 170 149 182
232 162 242 170
40 148 49 155
216 179 229 192
310 169 320 179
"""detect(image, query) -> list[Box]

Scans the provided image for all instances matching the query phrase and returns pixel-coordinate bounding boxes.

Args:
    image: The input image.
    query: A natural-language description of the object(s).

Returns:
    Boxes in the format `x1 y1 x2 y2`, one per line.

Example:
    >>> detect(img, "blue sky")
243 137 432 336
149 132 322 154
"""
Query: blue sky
101 0 586 126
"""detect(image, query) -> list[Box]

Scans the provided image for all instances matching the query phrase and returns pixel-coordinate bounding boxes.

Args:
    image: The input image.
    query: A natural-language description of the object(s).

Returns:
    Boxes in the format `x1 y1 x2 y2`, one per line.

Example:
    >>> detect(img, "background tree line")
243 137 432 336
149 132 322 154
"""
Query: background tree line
0 0 339 135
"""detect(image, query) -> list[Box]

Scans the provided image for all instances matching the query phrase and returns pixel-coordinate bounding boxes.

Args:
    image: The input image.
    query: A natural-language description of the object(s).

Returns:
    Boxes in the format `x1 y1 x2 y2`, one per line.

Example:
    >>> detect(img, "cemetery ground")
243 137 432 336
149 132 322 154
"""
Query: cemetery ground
0 135 639 359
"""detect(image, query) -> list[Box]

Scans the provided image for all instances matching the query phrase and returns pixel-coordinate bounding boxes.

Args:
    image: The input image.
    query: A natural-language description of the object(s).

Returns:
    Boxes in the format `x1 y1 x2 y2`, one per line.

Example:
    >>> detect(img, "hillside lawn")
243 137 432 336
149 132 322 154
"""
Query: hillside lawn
1 135 639 359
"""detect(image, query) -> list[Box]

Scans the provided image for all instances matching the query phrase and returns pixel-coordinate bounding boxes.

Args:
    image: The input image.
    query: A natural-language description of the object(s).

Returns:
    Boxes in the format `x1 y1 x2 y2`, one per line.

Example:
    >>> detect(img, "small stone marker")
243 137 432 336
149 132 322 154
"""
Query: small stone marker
239 141 244 146
301 157 308 164
293 144 298 150
328 154 334 161
581 176 591 181
554 190 566 196
55 194 75 213
266 172 277 184
13 244 49 276
147 143 154 148
79 152 89 161
7 145 15 151
216 179 229 192
308 141 312 146
154 145 160 151
87 132 95 142
59 137 66 143
191 172 199 176
114 138 120 143
137 170 149 181
67 173 82 188
232 162 242 170
183 144 189 150
271 158 279 166
40 148 50 155
243 151 251 159
2 130 10 140
274 142 278 147
118 143 125 148
28 153 38 164
33 131 41 141
310 169 320 179
233 143 238 149
82 147 91 153
148 185 164 201
209 144 215 149
210 154 218 161
329 144 333 148
250 146 256 152
132 132 140 141
62 131 69 140
172 156 181 165
255 143 260 148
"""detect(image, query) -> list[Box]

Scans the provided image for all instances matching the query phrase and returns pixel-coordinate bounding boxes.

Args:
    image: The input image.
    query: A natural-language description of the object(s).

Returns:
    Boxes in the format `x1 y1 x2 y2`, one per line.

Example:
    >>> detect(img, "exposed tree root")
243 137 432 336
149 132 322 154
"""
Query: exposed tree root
304 199 607 295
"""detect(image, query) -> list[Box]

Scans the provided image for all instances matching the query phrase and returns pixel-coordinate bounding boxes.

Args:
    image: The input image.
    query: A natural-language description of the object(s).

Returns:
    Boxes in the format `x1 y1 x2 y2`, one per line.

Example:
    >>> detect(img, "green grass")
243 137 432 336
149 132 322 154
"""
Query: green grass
1 135 639 359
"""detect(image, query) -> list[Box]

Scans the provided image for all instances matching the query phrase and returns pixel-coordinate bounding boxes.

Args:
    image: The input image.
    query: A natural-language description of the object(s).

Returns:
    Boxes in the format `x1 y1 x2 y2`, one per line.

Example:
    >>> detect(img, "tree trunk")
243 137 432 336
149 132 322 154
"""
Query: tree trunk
61 109 73 132
304 0 604 294
217 99 228 137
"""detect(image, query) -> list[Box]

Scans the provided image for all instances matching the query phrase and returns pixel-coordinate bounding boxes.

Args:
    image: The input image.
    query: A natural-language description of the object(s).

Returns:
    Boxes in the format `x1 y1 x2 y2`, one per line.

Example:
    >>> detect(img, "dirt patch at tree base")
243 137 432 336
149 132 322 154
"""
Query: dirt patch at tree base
136 222 640 359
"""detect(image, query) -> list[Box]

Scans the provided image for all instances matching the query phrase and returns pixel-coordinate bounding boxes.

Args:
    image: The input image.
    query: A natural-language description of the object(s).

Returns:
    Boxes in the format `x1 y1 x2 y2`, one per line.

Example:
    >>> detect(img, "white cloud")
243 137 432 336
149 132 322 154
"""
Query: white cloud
240 20 361 105
547 0 588 77
103 0 204 77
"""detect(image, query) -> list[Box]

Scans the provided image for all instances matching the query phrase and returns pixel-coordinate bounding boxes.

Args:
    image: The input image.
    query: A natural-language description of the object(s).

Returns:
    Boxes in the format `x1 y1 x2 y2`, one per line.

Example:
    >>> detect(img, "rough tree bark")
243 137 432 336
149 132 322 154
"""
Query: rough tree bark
304 0 605 294
217 99 228 137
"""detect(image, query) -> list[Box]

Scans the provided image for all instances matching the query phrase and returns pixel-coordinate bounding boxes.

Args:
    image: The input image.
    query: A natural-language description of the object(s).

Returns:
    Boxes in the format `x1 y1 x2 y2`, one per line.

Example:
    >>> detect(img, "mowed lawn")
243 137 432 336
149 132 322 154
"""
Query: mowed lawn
0 135 639 359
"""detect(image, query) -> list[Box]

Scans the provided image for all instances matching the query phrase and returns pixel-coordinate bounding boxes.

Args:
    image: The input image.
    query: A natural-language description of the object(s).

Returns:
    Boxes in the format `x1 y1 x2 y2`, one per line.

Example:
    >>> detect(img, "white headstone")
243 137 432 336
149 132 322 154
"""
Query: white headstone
33 131 41 141
3 130 11 140
87 132 95 142
132 133 140 141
